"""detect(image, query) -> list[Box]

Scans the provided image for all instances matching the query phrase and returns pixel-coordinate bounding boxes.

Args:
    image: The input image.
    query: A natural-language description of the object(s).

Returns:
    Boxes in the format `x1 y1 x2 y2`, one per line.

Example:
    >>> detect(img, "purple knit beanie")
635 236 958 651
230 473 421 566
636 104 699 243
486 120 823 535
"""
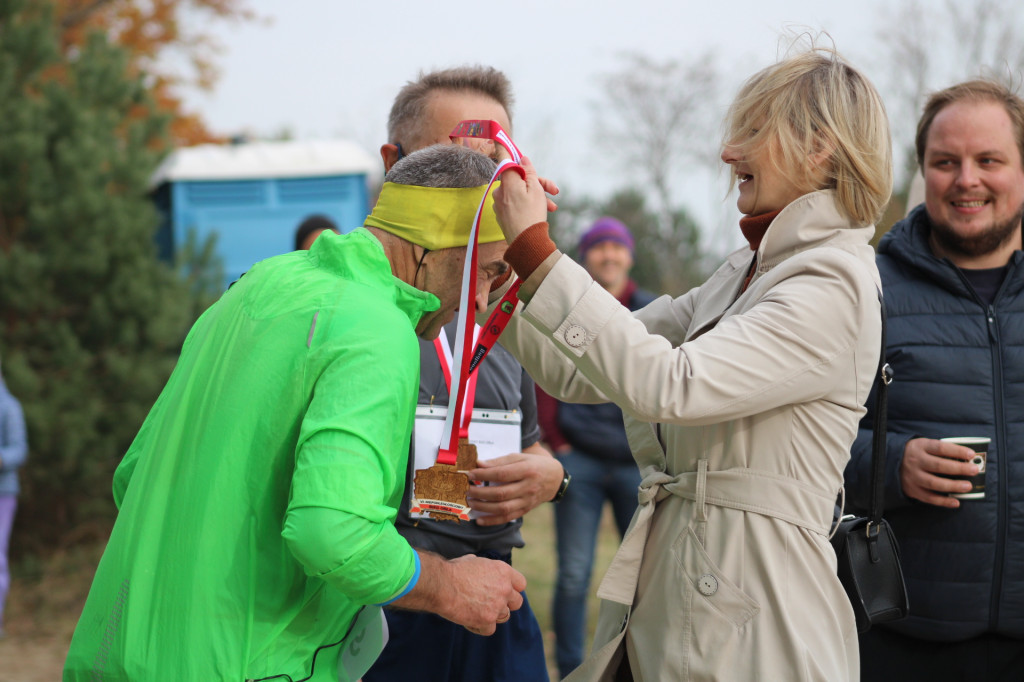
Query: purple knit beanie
578 217 635 258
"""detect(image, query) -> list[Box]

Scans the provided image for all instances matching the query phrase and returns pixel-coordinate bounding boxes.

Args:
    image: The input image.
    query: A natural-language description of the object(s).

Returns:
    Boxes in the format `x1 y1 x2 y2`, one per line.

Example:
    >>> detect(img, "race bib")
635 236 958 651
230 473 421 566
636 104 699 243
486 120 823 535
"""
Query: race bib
411 406 522 521
337 605 388 682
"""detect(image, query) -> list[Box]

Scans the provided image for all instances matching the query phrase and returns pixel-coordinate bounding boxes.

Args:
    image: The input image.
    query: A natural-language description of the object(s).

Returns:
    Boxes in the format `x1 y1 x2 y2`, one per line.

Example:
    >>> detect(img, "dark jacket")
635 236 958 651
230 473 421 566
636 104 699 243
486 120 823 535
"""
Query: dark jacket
538 280 656 463
846 204 1024 641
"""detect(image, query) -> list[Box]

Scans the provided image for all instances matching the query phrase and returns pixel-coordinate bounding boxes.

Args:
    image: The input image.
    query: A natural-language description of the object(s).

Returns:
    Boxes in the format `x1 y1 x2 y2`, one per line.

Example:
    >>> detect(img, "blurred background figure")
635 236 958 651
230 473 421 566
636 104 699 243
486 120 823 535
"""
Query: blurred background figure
0 354 28 639
294 214 339 251
535 217 655 679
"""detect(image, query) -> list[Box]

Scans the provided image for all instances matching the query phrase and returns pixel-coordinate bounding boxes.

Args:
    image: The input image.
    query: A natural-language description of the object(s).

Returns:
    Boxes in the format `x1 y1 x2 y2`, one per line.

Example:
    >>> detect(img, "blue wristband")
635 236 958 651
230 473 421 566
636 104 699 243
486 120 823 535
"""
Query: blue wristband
377 550 421 606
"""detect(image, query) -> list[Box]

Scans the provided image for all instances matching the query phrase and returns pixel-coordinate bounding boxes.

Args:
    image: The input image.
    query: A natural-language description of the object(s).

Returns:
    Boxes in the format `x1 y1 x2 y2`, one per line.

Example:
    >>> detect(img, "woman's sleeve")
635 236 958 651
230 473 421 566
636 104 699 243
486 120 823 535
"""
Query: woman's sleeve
496 254 694 406
517 249 878 426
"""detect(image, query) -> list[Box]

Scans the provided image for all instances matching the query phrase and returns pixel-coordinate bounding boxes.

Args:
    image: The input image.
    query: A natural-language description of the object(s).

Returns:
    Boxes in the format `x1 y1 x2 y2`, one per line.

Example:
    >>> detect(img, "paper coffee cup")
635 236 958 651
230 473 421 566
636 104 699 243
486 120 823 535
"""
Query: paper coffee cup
940 437 989 499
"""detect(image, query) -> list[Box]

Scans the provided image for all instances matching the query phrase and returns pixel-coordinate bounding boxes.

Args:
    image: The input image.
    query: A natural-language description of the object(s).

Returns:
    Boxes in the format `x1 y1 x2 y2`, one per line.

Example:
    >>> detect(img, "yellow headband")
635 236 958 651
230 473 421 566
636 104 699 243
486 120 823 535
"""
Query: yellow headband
364 183 505 250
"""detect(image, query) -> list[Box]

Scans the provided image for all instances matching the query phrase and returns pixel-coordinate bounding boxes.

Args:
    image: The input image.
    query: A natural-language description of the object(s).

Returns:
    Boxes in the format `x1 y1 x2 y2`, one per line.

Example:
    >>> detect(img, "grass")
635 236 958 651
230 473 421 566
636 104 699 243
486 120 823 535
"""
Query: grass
0 506 624 682
0 542 104 682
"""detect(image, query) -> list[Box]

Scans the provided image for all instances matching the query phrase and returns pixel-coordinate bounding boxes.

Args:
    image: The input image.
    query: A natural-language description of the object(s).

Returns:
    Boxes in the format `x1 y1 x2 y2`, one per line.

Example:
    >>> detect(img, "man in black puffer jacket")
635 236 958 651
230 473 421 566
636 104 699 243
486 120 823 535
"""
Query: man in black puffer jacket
846 80 1024 681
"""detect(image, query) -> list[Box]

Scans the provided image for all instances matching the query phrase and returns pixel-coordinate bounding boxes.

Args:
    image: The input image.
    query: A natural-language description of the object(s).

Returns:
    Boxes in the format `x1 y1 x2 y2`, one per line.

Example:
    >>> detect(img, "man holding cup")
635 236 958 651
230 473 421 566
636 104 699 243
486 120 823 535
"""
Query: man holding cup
845 80 1024 679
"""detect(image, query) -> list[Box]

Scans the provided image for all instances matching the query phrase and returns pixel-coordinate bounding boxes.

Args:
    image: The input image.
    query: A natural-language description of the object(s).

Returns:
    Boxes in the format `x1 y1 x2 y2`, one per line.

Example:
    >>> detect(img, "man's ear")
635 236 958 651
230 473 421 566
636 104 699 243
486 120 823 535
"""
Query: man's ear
380 144 400 172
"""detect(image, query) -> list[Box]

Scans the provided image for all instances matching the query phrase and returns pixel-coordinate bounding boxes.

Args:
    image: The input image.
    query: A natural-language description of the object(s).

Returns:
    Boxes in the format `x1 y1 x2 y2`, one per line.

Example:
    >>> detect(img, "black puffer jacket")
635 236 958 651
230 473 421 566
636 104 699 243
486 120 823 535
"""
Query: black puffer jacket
846 204 1024 641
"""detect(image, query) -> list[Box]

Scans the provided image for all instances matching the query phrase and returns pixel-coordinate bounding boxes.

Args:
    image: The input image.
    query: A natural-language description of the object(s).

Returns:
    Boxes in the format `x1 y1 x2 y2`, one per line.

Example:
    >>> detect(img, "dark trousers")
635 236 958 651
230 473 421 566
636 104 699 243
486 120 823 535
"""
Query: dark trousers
364 552 549 682
860 627 1024 681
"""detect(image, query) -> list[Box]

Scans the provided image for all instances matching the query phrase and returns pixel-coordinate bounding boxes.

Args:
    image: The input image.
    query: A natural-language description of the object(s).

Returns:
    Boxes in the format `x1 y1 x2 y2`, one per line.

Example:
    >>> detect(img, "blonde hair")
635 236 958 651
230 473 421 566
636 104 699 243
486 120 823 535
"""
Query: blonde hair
723 47 893 226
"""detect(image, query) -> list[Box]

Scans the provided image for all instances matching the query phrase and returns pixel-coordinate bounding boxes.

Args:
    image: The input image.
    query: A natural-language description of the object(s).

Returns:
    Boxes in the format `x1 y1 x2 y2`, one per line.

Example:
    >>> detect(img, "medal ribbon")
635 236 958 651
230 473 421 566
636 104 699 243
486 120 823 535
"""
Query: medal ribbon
468 279 522 374
435 120 525 466
433 331 480 439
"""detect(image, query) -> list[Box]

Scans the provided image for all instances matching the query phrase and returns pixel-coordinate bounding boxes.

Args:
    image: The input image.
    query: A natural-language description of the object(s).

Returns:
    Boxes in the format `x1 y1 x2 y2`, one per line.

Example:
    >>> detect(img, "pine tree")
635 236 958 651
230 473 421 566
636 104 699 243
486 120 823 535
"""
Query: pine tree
547 187 709 296
599 188 708 296
0 0 198 552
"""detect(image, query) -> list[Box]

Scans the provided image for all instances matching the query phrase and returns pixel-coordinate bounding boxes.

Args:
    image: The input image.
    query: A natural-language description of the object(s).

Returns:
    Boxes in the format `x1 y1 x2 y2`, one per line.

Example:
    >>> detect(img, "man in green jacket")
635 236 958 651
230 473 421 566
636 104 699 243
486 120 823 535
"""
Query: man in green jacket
63 144 525 682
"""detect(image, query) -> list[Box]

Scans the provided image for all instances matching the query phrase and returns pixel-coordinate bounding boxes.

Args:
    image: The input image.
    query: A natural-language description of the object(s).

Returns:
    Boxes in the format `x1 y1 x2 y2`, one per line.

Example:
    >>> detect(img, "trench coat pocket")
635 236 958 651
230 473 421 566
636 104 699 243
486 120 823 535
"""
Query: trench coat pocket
675 527 760 628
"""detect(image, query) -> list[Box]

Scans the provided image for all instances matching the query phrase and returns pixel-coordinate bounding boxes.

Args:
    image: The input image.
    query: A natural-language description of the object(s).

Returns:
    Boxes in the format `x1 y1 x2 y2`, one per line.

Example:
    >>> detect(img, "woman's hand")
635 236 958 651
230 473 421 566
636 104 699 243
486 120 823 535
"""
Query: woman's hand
493 156 558 244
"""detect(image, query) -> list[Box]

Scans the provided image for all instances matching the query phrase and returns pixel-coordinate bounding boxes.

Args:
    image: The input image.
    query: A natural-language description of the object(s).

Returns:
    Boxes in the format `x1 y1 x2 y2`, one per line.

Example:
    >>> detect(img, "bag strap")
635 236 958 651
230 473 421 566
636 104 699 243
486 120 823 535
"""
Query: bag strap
868 290 892 528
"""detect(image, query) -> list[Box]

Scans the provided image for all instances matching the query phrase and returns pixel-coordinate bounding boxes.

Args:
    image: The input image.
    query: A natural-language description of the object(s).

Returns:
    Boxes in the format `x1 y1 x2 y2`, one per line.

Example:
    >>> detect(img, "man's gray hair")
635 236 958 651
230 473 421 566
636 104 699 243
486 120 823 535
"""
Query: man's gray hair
386 65 513 150
385 144 497 189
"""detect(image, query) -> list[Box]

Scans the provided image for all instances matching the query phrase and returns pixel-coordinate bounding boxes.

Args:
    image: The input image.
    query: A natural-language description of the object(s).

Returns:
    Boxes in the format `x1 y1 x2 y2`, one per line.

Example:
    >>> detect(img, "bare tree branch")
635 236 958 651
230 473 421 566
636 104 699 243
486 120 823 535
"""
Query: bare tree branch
871 0 1024 196
595 50 720 244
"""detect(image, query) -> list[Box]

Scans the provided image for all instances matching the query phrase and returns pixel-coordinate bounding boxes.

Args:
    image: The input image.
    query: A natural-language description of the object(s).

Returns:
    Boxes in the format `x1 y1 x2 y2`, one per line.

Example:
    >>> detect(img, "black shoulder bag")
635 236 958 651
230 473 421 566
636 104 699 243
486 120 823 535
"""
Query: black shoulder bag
830 295 910 633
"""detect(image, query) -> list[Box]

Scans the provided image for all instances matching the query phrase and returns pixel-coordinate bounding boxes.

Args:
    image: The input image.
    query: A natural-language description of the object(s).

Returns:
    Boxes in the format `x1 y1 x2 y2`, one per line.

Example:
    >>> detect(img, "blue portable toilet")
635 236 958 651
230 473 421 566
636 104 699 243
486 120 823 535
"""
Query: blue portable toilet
150 139 381 287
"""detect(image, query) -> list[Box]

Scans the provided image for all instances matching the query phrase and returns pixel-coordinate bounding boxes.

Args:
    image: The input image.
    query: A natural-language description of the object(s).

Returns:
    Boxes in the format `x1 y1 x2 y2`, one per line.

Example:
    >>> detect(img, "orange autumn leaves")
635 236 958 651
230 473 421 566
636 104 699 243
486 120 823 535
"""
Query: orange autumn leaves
55 0 258 146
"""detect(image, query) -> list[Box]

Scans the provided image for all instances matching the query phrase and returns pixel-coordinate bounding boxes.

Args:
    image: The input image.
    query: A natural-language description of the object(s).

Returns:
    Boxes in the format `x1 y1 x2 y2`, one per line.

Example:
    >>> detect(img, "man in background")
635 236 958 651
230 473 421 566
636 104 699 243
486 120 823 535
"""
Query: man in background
364 65 563 682
845 79 1024 680
294 214 339 251
535 217 655 679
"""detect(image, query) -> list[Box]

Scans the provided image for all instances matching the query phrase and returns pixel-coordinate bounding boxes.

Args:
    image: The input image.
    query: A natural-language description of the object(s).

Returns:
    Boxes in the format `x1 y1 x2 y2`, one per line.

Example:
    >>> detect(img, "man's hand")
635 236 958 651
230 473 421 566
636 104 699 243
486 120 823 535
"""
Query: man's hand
392 551 526 635
466 446 564 525
493 156 557 243
900 437 980 508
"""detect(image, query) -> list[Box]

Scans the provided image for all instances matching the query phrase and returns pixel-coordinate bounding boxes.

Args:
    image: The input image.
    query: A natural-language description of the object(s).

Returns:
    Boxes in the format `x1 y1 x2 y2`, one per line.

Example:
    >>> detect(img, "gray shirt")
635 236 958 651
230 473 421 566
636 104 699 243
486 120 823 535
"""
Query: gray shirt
394 321 540 558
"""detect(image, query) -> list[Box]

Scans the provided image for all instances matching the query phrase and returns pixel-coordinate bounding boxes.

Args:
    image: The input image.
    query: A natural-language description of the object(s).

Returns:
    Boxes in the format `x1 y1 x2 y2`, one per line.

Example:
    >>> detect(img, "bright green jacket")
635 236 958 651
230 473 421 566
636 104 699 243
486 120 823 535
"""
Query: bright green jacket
64 229 438 681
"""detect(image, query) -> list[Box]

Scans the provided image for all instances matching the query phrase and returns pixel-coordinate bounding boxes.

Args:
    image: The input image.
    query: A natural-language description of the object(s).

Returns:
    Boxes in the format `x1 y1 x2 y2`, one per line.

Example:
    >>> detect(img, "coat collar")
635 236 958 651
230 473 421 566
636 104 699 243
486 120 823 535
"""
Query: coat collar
313 227 440 325
754 190 874 271
685 191 874 340
880 203 1024 301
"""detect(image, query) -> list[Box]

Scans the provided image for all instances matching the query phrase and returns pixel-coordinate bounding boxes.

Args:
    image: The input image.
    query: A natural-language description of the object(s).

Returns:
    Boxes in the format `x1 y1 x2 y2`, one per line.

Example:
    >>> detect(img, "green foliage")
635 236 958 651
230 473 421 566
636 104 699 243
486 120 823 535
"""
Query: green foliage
176 226 225 320
601 188 708 295
0 0 204 553
549 185 710 296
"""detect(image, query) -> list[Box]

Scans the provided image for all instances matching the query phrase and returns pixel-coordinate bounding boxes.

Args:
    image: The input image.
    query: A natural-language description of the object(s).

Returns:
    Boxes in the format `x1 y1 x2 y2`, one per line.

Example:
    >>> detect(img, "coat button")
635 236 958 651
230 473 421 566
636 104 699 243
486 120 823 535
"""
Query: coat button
697 574 718 596
564 324 586 347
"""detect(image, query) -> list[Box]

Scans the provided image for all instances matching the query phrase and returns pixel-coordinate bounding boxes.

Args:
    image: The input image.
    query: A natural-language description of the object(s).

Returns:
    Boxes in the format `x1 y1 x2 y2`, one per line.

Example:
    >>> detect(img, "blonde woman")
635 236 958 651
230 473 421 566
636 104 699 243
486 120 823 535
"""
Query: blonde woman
489 47 892 681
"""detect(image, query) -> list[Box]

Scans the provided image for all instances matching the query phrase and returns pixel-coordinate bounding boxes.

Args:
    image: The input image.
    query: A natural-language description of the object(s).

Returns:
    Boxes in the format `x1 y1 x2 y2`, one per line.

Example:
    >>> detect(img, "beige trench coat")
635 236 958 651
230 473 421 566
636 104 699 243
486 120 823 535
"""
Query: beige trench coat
499 191 881 681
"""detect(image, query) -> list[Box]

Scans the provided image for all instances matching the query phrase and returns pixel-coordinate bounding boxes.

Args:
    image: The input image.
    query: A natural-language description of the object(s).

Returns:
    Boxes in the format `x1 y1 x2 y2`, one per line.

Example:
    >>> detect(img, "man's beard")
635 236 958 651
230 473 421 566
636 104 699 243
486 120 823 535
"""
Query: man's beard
930 204 1024 260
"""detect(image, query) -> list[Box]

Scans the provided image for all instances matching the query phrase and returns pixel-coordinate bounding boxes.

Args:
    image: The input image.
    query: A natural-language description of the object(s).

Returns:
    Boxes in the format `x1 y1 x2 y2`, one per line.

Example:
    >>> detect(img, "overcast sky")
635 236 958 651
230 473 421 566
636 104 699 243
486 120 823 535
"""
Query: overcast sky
180 1 893 252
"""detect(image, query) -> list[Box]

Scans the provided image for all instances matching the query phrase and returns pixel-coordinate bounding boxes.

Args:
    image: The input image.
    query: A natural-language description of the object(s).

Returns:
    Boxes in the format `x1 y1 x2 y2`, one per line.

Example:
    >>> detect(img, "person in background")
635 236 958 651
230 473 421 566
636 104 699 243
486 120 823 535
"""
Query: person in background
490 46 891 680
63 144 527 682
534 217 654 679
364 64 562 682
0 353 27 640
846 79 1024 681
294 213 340 251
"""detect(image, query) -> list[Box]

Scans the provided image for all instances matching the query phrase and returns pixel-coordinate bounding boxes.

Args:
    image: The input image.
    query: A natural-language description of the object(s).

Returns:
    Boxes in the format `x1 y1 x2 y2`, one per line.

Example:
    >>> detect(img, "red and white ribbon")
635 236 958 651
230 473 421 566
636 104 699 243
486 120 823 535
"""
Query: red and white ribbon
435 120 524 466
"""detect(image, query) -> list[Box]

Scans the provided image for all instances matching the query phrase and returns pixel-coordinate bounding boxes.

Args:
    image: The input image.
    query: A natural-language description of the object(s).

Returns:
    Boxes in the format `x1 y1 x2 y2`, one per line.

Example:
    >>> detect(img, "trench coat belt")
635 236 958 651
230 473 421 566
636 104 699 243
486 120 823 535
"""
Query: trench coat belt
596 462 836 606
